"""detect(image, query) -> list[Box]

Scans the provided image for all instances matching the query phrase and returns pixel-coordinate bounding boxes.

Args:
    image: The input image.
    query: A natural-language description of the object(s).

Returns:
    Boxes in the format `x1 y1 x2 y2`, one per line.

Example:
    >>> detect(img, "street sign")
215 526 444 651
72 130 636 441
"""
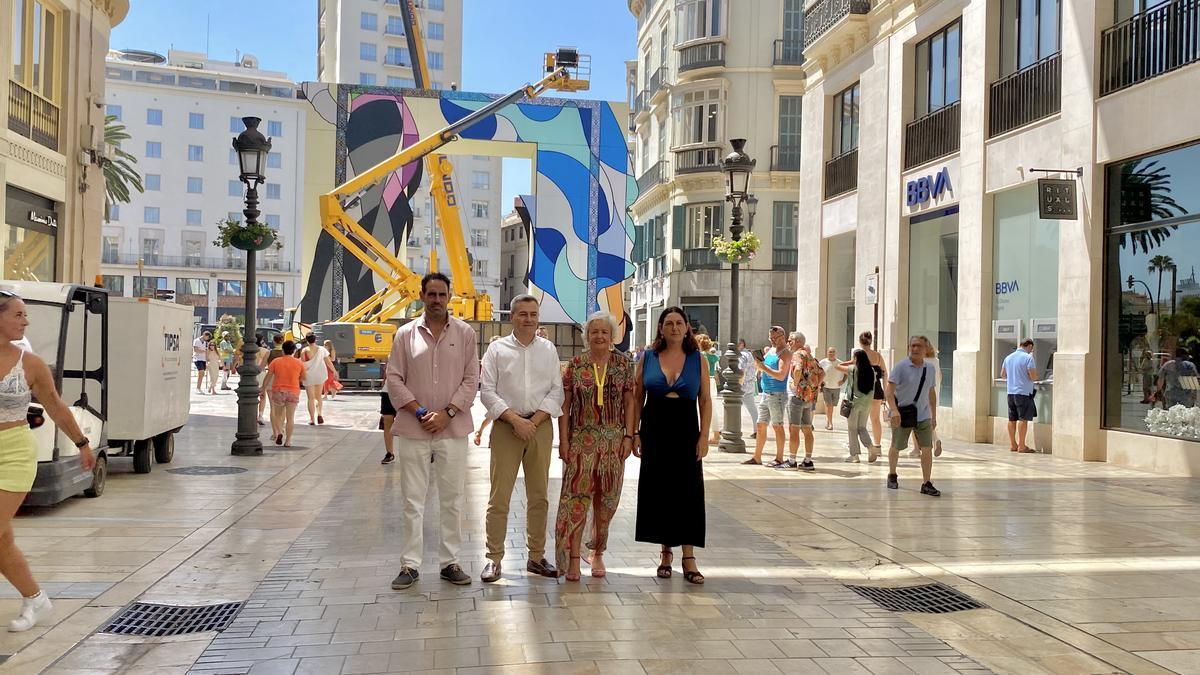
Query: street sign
1038 178 1078 220
865 273 879 306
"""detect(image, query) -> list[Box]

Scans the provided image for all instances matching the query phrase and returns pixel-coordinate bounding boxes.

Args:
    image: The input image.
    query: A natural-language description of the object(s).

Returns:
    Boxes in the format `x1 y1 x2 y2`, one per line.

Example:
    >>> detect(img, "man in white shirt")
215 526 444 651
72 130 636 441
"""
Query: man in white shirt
819 346 845 431
478 294 564 582
193 331 211 393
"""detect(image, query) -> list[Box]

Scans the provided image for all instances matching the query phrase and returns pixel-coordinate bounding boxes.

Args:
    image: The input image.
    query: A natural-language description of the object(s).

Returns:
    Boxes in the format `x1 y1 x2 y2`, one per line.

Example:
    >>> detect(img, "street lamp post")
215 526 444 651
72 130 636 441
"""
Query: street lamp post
231 117 272 457
718 139 755 454
1127 275 1158 315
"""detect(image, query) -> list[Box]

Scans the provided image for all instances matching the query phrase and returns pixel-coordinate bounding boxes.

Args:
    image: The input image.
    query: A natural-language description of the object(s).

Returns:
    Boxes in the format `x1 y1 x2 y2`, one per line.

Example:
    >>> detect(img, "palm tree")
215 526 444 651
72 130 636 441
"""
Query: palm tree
102 115 144 222
1148 254 1175 313
1118 160 1187 254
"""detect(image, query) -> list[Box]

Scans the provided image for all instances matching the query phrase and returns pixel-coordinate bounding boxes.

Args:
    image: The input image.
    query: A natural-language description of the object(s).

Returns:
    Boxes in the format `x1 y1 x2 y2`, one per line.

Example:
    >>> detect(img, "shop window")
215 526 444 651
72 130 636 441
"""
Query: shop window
218 279 244 296
101 275 124 296
258 281 284 297
909 209 960 402
1104 141 1200 440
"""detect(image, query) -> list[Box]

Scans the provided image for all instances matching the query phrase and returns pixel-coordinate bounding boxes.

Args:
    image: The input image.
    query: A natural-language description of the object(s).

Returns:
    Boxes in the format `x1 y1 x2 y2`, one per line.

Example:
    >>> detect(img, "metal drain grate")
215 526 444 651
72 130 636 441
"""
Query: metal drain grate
166 466 248 476
102 602 243 636
845 582 986 613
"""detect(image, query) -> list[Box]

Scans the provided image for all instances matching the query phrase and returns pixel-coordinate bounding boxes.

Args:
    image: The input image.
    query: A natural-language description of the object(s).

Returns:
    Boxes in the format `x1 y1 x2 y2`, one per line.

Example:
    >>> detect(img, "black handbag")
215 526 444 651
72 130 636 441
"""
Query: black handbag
896 365 928 429
839 369 855 418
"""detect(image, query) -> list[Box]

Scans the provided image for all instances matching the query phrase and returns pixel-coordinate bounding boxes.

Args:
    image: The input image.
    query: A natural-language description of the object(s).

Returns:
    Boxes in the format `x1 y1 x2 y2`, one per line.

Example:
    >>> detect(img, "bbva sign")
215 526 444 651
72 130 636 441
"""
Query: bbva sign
906 167 953 207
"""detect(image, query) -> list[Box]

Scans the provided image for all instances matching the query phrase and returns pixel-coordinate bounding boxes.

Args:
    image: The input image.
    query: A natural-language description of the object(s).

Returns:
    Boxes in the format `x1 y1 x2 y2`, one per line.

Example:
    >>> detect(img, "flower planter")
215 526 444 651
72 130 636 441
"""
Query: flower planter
717 252 755 265
230 229 275 252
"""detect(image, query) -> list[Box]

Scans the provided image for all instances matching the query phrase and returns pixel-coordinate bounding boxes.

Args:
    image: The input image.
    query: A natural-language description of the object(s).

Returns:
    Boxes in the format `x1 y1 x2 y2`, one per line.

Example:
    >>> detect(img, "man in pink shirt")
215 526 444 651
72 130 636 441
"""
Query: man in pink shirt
385 273 478 589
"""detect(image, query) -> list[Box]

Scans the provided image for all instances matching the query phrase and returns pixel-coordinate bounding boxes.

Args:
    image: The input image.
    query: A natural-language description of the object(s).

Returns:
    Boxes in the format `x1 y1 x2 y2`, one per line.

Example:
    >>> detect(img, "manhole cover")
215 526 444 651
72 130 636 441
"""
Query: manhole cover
101 602 243 636
845 582 986 613
165 466 248 476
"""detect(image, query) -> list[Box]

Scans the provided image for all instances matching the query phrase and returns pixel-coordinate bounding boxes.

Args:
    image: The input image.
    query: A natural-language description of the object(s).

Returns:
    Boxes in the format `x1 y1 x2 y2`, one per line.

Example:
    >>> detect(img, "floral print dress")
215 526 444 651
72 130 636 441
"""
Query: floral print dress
554 350 635 573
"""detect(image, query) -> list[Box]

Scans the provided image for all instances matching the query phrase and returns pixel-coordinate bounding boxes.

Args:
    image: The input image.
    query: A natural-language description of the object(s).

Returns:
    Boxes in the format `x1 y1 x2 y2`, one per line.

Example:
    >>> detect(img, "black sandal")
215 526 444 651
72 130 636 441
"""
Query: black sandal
657 548 673 579
682 556 705 585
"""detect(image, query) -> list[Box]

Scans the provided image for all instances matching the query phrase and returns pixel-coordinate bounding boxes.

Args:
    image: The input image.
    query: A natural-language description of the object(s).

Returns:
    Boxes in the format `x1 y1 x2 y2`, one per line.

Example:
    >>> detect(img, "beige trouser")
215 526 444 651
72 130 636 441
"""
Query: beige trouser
485 418 553 564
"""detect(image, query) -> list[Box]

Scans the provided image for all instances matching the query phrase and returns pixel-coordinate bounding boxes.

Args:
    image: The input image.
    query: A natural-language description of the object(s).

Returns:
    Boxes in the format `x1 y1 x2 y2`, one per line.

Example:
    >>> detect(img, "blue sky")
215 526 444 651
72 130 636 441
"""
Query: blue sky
111 0 635 209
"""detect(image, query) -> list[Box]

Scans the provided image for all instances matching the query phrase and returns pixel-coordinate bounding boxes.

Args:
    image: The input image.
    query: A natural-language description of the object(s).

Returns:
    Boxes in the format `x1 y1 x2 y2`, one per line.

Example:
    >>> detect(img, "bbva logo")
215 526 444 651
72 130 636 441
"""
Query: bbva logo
906 167 953 207
995 280 1020 295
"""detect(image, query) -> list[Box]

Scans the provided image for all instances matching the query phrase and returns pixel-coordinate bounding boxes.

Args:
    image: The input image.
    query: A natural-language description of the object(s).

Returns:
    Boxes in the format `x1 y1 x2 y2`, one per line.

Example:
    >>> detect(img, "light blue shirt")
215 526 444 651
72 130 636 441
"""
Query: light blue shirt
1002 348 1037 395
888 359 936 422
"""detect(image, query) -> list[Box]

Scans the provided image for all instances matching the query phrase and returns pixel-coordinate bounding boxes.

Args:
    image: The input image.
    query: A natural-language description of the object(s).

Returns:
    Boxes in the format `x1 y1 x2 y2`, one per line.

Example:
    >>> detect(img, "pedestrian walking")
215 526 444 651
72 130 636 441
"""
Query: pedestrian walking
885 336 940 496
385 273 477 590
633 306 710 584
379 358 397 465
267 334 284 363
1157 347 1199 409
478 295 563 582
845 331 887 455
322 340 342 399
264 340 304 447
838 348 878 462
746 326 791 466
781 332 823 471
1001 338 1039 453
819 347 844 431
0 291 96 632
698 335 722 445
917 338 944 458
218 332 235 390
254 334 270 425
555 312 637 581
205 340 221 394
738 340 759 435
300 334 333 425
193 331 211 393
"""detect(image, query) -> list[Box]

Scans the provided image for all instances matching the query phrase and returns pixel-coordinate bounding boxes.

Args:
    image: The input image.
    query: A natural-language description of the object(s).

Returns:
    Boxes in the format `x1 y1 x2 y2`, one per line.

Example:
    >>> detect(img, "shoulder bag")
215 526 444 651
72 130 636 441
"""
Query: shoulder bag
839 366 855 418
897 364 929 429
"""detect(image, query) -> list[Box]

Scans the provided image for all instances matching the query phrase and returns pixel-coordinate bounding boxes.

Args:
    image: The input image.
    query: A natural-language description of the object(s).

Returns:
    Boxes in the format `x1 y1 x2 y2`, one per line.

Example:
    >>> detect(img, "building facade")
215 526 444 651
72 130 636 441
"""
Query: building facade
99 49 306 324
317 0 503 302
626 0 805 349
2 0 128 284
798 0 1200 471
498 203 529 311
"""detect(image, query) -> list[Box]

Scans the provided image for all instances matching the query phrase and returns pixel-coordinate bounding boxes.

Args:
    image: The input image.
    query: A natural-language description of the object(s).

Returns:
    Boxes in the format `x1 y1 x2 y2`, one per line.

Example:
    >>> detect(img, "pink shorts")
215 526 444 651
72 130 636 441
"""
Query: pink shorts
269 390 300 406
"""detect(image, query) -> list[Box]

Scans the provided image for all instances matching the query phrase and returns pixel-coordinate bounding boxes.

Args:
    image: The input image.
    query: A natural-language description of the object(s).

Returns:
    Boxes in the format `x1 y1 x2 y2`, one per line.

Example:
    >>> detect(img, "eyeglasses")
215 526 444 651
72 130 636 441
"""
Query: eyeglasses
0 290 17 298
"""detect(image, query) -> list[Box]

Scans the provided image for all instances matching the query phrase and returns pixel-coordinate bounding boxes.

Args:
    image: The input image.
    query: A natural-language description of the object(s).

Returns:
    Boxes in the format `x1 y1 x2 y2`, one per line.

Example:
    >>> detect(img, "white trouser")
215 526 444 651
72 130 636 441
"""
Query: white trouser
398 435 468 569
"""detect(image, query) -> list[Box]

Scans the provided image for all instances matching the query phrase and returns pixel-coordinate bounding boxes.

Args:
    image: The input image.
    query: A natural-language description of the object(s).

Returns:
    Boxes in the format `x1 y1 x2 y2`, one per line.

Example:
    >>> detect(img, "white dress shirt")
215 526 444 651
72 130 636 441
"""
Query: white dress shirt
480 333 564 420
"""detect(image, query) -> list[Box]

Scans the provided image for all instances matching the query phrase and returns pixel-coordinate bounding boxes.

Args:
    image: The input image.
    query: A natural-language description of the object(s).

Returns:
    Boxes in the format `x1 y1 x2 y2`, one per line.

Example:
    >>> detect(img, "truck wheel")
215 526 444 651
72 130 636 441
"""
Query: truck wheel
83 454 106 498
133 440 152 474
154 433 175 464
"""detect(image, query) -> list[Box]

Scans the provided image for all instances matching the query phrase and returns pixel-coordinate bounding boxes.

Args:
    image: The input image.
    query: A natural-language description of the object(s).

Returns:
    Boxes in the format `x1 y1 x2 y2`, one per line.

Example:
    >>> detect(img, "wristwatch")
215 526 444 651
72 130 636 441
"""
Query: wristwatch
74 437 89 448
444 407 457 419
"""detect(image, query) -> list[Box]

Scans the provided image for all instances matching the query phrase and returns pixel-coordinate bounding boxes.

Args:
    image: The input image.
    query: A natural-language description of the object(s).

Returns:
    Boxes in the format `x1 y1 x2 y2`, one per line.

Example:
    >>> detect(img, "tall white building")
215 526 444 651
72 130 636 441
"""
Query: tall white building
317 0 503 302
100 49 307 325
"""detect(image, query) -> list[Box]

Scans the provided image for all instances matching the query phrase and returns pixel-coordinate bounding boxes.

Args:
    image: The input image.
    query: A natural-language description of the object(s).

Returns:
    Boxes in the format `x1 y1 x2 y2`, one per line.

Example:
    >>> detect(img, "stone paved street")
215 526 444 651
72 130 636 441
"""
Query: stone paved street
1 383 1199 673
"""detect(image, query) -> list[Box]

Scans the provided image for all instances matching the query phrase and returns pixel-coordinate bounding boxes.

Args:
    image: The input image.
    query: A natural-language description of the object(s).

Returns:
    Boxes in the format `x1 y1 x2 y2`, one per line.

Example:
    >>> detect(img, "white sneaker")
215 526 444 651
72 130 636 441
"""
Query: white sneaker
844 456 860 463
8 591 51 632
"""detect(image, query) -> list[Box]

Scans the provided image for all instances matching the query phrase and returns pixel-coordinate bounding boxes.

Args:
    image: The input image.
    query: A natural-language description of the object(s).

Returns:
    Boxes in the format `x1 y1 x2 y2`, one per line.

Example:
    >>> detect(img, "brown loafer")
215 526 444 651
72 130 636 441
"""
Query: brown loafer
481 561 501 583
527 558 557 578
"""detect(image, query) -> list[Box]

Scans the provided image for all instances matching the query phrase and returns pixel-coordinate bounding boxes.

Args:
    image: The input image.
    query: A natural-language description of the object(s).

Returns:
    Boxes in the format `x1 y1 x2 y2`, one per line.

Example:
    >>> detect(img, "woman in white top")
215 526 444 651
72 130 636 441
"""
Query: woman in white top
299 334 333 425
0 291 95 632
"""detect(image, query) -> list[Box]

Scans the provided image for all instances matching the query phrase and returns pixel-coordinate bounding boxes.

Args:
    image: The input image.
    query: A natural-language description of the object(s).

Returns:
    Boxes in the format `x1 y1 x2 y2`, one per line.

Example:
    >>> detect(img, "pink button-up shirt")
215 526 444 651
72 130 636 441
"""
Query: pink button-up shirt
385 315 478 440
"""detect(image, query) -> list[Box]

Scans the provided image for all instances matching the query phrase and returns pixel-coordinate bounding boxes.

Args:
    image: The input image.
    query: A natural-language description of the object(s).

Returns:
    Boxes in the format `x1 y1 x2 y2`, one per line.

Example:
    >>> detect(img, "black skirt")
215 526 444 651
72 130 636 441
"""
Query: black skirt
635 394 705 547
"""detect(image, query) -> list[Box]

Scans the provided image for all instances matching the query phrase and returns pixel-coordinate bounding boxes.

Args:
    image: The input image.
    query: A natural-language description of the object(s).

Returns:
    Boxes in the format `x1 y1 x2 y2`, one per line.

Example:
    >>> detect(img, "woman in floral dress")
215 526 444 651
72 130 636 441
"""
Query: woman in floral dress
555 312 638 581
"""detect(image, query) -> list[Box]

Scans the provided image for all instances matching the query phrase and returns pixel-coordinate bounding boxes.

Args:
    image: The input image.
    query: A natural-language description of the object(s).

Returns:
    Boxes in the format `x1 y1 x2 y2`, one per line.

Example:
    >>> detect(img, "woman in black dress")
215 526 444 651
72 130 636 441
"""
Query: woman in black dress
633 307 712 584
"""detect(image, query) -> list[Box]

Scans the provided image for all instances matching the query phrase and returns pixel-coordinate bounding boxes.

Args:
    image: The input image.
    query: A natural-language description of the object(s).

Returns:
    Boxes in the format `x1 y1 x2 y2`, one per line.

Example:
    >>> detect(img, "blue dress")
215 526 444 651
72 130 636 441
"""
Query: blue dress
636 349 706 547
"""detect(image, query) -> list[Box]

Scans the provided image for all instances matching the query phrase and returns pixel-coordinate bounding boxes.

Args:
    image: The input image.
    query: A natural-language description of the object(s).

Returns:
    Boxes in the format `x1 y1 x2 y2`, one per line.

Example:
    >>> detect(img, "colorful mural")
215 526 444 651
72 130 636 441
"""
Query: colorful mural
299 82 637 325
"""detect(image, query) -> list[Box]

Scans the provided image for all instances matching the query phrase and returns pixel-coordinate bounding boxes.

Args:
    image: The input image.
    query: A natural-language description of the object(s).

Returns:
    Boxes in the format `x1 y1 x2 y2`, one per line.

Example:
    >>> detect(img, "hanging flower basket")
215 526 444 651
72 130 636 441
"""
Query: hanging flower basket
711 232 761 264
213 218 279 252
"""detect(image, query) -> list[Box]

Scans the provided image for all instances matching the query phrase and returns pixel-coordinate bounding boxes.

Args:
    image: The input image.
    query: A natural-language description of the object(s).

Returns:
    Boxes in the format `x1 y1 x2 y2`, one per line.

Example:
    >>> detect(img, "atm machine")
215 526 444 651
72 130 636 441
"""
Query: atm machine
991 319 1022 382
1029 318 1057 427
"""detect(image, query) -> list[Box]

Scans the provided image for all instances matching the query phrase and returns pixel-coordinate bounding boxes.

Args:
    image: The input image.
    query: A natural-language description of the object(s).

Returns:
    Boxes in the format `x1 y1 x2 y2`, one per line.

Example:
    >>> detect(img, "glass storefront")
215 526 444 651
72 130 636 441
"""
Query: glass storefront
3 185 57 281
908 208 959 402
825 232 856 356
1104 140 1200 441
990 184 1059 420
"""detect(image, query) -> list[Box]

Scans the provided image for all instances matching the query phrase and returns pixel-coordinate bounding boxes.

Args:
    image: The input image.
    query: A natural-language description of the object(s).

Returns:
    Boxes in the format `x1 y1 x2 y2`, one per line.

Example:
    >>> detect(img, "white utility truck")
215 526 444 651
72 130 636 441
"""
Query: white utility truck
4 282 192 506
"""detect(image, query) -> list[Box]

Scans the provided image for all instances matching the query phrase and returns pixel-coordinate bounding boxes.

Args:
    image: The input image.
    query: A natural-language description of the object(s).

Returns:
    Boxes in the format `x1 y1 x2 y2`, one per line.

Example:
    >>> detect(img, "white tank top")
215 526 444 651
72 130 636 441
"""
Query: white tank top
0 352 32 424
303 345 327 380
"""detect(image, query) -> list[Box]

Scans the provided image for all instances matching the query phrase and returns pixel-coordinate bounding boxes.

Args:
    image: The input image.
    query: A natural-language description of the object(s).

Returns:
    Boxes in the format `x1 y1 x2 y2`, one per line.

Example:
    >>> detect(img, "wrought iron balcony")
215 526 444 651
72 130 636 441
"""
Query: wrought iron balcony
648 66 669 98
773 249 798 271
682 248 721 270
824 148 859 199
988 52 1061 137
770 145 802 172
633 90 648 118
678 40 725 72
774 39 805 66
8 81 60 152
636 161 668 193
674 145 723 174
803 0 871 50
1101 0 1200 95
904 101 961 170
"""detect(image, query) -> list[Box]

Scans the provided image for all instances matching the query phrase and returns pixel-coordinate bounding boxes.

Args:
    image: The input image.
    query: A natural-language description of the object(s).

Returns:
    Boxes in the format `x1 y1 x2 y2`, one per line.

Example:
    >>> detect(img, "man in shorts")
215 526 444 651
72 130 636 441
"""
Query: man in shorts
885 336 940 496
1000 338 1038 453
218 332 235 390
746 326 792 465
193 331 211 393
780 333 823 471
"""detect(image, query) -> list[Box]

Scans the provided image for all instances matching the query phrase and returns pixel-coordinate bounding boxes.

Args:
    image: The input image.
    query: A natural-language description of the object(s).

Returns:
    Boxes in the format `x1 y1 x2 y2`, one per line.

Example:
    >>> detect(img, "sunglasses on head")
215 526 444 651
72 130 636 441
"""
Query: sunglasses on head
0 290 18 298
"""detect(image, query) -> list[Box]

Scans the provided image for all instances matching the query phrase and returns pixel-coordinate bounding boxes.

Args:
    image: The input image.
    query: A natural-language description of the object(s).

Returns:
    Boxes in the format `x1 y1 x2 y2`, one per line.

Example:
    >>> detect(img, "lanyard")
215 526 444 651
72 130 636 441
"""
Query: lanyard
592 360 608 408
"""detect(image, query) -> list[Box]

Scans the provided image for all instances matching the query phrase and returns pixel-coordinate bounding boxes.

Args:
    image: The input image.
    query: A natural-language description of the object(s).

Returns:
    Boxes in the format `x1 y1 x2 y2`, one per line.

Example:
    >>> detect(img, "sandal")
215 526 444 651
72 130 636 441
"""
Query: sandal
591 553 606 578
682 556 705 585
566 556 581 582
741 458 761 465
656 548 673 579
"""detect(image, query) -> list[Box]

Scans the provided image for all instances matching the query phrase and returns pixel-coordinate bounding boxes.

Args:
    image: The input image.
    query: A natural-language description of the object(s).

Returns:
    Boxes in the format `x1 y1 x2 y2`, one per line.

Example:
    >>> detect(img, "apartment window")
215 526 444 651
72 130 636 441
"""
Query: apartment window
675 0 723 43
147 108 163 125
176 278 209 296
186 209 202 225
218 280 244 296
267 152 282 169
187 145 204 162
471 229 488 247
428 22 444 40
361 12 378 30
360 42 377 61
428 51 444 70
658 119 668 159
472 171 491 189
472 259 488 276
267 120 282 137
133 276 167 297
641 134 651 173
684 203 723 249
10 0 63 105
832 82 861 156
471 201 490 218
265 214 281 230
778 95 803 150
183 234 204 266
186 177 203 194
106 104 122 120
915 20 962 117
145 141 162 158
773 201 798 249
386 46 409 66
229 116 242 132
228 180 243 197
387 76 415 87
188 112 204 129
227 211 241 223
143 207 160 224
360 72 377 85
265 183 281 200
660 26 669 69
101 275 124 295
1000 0 1060 75
386 16 404 35
102 234 120 263
140 229 163 264
428 0 444 9
109 205 120 221
145 173 161 191
673 88 722 146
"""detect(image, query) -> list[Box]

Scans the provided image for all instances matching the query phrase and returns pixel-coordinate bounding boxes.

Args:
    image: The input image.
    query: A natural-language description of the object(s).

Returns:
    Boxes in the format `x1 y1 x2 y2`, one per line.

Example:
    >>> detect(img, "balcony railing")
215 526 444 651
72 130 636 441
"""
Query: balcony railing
774 39 805 65
1101 0 1200 95
803 0 871 50
383 57 412 68
682 247 720 270
773 248 798 270
824 148 859 199
648 66 669 97
8 81 60 152
634 90 648 116
678 40 725 72
771 145 802 171
674 145 723 174
904 101 961 170
104 252 293 272
384 26 406 37
988 52 1061 137
636 160 668 193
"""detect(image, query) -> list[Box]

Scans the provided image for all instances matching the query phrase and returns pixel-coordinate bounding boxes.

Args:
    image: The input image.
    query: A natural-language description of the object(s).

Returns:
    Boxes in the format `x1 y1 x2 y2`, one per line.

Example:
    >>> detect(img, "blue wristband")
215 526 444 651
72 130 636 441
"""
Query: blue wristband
415 406 428 418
